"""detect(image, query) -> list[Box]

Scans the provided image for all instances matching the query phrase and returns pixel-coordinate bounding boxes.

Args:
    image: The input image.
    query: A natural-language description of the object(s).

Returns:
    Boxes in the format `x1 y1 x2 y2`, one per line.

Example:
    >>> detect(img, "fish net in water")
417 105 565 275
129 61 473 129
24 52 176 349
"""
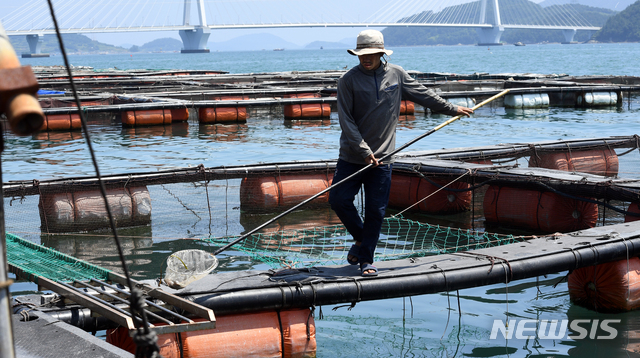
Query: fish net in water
206 215 526 268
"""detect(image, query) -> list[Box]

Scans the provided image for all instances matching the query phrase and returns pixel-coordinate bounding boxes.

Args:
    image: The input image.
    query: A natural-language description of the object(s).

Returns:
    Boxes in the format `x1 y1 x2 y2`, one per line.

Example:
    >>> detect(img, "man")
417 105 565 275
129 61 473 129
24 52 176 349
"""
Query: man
329 30 473 276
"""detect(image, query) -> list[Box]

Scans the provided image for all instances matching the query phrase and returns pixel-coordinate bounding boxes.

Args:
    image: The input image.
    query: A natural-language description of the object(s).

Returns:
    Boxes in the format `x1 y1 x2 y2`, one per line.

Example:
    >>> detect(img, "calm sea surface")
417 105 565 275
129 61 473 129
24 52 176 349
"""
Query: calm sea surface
7 43 640 357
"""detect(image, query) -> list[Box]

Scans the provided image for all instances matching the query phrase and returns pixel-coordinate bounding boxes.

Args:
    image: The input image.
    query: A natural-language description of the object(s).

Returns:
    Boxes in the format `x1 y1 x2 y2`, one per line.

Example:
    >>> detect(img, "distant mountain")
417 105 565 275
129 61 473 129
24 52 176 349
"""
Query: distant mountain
382 0 616 46
595 0 640 42
209 33 301 51
8 33 128 54
539 0 634 11
304 41 350 49
139 38 183 52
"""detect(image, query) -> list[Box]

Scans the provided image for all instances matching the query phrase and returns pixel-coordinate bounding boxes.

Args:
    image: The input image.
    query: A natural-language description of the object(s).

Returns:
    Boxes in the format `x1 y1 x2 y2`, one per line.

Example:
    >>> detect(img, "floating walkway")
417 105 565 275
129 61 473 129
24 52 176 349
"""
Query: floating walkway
9 218 640 329
3 136 639 235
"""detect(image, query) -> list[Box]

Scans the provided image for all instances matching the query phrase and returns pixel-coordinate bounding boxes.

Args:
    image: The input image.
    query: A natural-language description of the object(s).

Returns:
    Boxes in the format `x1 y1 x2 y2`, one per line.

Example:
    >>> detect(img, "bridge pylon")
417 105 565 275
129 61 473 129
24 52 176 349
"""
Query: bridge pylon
22 34 49 58
562 29 577 44
476 0 503 46
180 0 210 53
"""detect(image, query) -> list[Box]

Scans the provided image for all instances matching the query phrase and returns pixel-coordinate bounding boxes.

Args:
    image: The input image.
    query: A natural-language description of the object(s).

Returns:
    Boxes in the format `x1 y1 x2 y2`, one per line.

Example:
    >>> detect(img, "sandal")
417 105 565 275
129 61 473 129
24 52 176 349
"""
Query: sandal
360 263 378 277
347 244 360 265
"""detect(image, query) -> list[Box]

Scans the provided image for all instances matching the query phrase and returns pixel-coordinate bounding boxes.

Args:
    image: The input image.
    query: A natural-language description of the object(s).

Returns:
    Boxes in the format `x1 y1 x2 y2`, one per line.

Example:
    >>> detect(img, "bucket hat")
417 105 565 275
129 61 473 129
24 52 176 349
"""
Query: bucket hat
347 30 393 56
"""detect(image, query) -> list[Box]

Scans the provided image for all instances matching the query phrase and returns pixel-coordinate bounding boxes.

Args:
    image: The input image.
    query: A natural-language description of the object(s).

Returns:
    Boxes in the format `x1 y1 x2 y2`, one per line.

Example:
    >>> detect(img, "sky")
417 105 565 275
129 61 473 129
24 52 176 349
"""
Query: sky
0 0 631 48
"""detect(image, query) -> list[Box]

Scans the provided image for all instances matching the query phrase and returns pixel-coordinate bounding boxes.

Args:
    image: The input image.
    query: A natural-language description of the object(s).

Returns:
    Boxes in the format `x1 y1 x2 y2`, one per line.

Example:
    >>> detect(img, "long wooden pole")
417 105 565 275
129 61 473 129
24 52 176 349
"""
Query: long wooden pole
213 89 510 255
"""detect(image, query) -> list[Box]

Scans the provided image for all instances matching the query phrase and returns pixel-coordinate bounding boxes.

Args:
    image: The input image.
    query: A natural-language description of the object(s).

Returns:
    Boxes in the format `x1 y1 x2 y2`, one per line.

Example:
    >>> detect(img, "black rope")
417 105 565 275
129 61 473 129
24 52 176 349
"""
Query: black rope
276 310 285 356
45 1 160 357
176 332 184 358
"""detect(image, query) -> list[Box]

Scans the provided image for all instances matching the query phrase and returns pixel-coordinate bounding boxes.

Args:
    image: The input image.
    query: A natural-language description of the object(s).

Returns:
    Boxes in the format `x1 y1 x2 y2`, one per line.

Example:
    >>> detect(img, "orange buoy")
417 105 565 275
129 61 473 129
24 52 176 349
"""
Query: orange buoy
38 186 151 232
198 106 246 123
198 96 248 123
284 93 330 119
198 107 217 123
399 100 415 115
217 96 248 122
170 108 190 122
388 173 471 214
280 309 317 358
215 107 247 122
240 173 333 210
483 185 598 232
568 257 640 312
121 109 172 127
106 309 316 358
529 149 618 177
625 202 640 223
40 114 82 131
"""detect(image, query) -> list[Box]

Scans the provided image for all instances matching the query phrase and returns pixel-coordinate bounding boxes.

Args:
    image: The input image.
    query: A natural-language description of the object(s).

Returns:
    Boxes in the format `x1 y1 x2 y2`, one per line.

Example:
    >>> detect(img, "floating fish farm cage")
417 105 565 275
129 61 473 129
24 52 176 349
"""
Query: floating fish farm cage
4 67 640 271
4 67 640 357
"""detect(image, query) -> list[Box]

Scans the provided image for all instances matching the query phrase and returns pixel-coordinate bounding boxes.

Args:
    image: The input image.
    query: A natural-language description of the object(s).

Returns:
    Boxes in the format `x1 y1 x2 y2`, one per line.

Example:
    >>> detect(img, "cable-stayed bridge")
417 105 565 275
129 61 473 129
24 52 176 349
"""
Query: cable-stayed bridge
1 0 601 55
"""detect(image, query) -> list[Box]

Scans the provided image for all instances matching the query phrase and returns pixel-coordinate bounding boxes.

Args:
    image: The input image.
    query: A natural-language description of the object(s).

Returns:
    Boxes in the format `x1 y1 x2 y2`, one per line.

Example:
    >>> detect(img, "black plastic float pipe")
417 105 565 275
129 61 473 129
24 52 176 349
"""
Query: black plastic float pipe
211 89 511 256
47 232 640 330
191 234 640 315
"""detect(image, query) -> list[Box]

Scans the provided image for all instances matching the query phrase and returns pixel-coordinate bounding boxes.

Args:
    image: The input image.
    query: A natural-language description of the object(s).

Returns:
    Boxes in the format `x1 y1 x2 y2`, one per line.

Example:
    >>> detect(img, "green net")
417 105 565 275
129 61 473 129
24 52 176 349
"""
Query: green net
206 216 526 268
5 233 111 283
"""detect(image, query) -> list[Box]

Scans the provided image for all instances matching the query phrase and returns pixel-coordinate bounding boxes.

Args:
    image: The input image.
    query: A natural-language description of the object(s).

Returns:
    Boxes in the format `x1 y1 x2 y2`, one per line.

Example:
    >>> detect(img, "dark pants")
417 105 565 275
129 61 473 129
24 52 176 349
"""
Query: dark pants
329 159 393 265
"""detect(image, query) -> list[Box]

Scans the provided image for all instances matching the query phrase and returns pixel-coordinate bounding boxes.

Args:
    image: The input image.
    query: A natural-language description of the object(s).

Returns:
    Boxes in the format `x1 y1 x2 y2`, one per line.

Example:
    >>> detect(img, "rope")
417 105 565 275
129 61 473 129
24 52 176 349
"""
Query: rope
45 1 160 357
458 251 514 283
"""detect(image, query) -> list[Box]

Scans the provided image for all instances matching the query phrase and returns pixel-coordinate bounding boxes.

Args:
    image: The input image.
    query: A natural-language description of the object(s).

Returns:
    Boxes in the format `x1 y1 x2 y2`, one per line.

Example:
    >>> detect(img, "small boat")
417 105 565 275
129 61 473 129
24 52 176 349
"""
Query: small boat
514 42 525 46
273 48 284 51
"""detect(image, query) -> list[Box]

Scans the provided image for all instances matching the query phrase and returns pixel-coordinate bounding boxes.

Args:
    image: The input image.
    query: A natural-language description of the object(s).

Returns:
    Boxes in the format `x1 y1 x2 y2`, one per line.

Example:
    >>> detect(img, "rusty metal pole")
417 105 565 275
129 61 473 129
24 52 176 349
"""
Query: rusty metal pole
0 20 16 358
0 20 44 358
0 22 43 135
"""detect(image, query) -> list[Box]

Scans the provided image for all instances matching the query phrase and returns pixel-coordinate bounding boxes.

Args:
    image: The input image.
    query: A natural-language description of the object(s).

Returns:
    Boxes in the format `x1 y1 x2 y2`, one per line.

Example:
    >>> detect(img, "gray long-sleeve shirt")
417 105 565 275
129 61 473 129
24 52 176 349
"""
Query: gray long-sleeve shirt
337 62 459 165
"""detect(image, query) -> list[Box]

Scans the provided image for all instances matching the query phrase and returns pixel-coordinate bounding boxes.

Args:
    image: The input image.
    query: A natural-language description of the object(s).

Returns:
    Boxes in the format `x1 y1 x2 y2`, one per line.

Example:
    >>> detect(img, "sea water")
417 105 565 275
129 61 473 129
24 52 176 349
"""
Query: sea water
8 42 640 357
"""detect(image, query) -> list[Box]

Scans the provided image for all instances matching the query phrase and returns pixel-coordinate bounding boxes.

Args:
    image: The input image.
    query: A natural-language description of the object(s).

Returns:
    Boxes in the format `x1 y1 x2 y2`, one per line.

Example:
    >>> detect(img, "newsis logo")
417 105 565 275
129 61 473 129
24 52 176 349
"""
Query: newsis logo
490 319 621 340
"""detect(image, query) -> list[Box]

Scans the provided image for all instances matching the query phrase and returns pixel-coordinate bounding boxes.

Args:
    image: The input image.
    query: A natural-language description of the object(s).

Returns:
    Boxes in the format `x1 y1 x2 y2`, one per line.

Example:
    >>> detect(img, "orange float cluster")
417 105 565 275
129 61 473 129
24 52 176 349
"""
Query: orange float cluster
388 173 471 214
121 109 172 127
529 148 619 177
38 186 151 232
240 173 333 211
626 202 640 222
170 108 190 122
483 185 598 233
284 93 331 119
40 113 81 131
199 96 248 123
569 257 640 312
399 100 415 115
107 309 316 358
